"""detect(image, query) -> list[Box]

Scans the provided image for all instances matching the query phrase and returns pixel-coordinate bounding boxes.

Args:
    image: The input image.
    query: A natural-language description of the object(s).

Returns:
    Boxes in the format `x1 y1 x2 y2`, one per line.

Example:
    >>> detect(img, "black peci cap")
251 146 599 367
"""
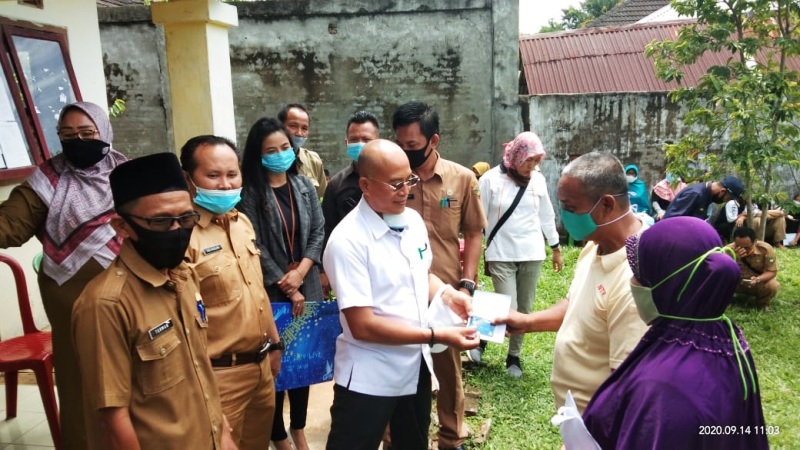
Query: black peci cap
110 152 188 211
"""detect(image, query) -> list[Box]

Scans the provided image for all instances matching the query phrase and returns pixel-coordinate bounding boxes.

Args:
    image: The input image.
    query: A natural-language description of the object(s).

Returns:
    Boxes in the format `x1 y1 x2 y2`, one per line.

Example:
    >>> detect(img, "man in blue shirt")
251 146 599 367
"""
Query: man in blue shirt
664 175 744 220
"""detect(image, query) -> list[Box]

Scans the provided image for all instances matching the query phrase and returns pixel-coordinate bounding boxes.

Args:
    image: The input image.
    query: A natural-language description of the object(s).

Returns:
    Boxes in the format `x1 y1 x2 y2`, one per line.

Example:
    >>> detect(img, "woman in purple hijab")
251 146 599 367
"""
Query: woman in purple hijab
582 216 768 449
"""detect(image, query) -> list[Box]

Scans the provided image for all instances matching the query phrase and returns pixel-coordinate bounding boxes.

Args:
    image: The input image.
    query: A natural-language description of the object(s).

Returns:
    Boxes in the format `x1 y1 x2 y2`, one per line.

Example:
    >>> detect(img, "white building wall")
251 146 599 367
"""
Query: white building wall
0 0 107 338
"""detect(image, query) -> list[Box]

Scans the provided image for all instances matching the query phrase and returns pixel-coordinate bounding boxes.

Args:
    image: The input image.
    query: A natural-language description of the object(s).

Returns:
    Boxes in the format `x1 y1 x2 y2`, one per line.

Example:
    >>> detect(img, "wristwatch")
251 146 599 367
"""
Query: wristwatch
268 339 285 352
458 279 476 296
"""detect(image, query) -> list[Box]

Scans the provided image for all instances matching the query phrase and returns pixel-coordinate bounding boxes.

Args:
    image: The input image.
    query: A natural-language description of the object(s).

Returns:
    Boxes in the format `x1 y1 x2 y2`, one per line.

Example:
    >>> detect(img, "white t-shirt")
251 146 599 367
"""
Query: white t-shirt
323 198 435 397
551 236 649 413
479 166 559 262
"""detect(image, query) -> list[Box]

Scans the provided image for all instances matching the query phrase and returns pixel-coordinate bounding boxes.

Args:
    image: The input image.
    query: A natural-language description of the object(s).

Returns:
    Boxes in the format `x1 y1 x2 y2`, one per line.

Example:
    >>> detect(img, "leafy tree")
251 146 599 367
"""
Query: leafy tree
646 0 800 240
540 19 565 33
539 0 622 32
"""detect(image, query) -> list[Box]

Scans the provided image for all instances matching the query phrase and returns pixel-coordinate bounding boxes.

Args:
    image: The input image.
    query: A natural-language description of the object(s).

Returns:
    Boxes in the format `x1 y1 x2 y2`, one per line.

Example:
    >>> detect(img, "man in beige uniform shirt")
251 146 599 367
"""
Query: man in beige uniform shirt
393 102 487 450
729 226 780 310
278 103 327 198
497 152 648 412
180 135 284 449
72 152 237 449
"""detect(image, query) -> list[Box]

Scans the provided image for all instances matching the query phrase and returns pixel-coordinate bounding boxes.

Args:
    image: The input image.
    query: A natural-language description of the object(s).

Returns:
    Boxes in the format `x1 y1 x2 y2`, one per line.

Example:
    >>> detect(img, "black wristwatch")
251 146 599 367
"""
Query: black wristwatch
268 339 285 352
458 279 476 296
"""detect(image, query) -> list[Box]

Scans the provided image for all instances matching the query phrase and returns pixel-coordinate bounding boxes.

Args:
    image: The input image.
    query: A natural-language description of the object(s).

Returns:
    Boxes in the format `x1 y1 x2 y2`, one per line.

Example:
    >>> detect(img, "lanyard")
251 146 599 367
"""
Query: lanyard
272 179 296 263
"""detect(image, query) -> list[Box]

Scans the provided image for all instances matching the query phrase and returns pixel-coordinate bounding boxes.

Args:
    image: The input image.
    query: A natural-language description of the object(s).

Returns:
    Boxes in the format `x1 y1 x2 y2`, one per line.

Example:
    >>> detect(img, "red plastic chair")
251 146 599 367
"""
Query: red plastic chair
0 253 61 450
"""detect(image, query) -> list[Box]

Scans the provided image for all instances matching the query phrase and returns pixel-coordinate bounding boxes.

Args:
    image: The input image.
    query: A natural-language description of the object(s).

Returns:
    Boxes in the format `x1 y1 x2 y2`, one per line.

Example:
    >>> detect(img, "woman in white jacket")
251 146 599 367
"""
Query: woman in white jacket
472 131 563 377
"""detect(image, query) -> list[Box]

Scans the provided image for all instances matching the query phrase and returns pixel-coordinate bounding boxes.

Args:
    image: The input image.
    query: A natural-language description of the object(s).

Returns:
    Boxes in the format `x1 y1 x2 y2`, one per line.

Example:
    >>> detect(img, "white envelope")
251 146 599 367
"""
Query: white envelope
467 290 511 343
551 390 602 450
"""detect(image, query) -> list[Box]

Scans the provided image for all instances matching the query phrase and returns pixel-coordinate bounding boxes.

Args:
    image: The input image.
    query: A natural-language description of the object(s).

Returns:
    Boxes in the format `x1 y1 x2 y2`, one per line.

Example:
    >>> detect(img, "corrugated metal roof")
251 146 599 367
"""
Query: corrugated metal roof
520 20 800 95
589 0 671 27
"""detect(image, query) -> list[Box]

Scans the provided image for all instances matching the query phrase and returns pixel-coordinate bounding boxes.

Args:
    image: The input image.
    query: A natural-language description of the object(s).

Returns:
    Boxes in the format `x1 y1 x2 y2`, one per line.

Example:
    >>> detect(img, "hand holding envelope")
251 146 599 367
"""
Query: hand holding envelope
551 390 602 450
467 290 512 343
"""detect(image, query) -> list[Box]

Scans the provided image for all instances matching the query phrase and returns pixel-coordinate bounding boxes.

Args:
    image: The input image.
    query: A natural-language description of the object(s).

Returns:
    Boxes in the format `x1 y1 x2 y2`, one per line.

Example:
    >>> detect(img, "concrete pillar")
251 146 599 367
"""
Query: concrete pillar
490 0 522 163
151 0 238 151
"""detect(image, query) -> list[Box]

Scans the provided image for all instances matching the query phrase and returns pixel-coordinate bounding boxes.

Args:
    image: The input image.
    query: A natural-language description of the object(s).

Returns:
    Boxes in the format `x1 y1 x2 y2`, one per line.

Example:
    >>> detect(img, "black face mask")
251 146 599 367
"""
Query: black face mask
61 139 110 169
403 139 432 169
124 219 193 270
712 192 728 204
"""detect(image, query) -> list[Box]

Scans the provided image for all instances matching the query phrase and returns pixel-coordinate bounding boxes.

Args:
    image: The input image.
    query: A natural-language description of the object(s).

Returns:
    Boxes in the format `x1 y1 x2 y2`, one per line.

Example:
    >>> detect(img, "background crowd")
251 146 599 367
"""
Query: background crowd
0 99 781 450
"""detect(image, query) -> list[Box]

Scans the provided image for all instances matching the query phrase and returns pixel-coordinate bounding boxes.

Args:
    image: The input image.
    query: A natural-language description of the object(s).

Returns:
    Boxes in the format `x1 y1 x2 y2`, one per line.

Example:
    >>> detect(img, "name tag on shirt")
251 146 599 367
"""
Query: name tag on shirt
202 244 222 255
148 319 173 340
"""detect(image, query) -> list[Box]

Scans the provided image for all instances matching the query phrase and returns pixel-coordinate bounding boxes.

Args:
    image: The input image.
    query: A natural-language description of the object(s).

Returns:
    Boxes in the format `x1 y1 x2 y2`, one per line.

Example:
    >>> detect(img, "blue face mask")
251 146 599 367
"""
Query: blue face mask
193 185 242 215
347 142 365 162
261 149 296 173
290 135 306 148
560 193 629 241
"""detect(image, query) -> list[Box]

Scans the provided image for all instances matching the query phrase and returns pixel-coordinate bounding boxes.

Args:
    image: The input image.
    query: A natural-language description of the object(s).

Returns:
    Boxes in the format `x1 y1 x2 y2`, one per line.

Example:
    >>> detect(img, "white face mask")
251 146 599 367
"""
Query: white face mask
630 281 660 324
794 200 800 207
626 175 637 184
383 212 407 232
629 246 736 324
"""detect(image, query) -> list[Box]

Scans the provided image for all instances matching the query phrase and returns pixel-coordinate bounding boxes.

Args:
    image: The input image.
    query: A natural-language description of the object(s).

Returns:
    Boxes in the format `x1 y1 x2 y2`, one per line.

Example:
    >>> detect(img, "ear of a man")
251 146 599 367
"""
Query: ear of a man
110 215 133 239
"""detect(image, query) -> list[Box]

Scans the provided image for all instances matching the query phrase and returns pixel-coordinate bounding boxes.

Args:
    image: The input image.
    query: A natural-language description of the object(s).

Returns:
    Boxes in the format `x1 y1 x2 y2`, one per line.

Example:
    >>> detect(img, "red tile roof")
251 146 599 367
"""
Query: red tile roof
520 20 701 94
521 20 800 95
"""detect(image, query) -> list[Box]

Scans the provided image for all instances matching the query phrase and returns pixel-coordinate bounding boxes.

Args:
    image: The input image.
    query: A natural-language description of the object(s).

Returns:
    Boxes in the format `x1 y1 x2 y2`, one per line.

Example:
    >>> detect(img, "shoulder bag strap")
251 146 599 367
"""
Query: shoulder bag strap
485 185 525 249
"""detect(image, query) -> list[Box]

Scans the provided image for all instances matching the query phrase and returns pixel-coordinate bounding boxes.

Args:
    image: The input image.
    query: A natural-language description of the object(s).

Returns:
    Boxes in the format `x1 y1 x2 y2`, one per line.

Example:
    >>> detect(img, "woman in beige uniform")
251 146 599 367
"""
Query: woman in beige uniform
0 101 127 450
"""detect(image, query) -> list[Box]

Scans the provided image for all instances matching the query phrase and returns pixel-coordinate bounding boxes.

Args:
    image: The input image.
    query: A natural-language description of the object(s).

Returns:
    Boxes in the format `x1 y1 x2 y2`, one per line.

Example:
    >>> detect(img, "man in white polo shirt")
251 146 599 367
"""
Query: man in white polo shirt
323 139 479 450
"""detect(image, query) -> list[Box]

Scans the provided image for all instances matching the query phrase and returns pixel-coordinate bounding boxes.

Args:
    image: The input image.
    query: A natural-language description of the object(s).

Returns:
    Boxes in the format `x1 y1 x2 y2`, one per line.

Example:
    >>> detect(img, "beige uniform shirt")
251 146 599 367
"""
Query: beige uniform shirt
185 207 275 357
405 155 487 285
0 181 47 248
73 241 224 449
729 241 778 278
297 147 327 198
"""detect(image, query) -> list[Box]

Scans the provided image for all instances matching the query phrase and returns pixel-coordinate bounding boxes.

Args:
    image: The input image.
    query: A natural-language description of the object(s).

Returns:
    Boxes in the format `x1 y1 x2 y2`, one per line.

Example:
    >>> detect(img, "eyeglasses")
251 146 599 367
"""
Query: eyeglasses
58 129 98 141
370 174 420 192
123 212 200 231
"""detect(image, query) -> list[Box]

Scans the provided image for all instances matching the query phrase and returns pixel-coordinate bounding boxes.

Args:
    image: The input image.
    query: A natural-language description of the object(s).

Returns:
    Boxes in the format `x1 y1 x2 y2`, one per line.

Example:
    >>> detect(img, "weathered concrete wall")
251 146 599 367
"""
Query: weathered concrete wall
98 0 521 172
525 93 690 210
100 7 171 159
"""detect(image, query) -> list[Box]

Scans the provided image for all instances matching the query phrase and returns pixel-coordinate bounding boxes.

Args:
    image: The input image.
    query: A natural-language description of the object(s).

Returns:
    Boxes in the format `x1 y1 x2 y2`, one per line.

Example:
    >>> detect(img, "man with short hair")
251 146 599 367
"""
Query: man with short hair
320 111 381 298
278 103 327 198
323 139 478 450
496 152 649 412
729 226 779 310
663 175 744 220
393 101 487 450
322 111 380 241
180 135 284 449
72 153 237 449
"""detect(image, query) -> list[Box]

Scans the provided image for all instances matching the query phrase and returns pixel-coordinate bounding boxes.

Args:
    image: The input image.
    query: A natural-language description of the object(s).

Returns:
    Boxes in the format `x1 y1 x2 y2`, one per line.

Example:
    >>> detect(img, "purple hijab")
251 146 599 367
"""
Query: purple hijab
583 217 767 450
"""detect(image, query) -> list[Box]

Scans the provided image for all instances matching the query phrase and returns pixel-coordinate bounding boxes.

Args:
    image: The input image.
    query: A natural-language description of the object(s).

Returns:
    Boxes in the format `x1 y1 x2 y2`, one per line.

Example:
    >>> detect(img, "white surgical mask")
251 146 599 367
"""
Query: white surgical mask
291 135 307 148
626 175 637 183
630 281 660 324
383 212 407 232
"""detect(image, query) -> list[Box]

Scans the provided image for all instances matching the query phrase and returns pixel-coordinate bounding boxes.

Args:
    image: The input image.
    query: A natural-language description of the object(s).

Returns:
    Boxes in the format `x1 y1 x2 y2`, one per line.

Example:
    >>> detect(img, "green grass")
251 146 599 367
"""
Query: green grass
461 246 800 449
